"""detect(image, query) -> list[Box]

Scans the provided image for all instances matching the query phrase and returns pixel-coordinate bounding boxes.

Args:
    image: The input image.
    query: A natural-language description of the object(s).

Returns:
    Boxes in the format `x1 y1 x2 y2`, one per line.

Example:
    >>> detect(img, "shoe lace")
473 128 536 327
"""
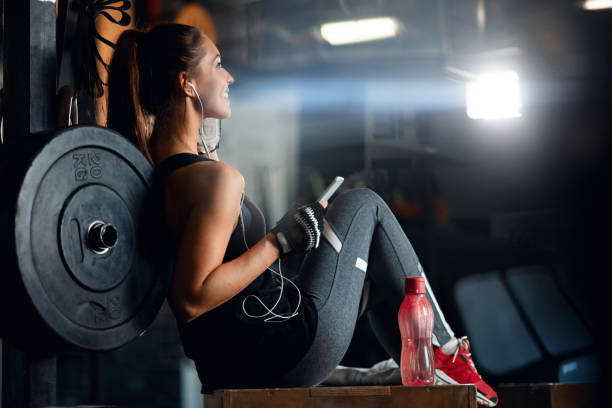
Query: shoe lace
451 336 482 379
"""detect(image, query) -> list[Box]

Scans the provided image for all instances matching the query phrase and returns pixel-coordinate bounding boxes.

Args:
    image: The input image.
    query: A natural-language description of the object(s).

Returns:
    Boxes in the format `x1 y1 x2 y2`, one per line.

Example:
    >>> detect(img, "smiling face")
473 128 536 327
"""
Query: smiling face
190 37 234 119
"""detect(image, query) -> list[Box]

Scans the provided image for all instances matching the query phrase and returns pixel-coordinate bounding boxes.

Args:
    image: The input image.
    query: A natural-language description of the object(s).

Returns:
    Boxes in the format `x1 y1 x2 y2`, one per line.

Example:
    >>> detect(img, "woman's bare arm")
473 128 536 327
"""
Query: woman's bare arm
167 164 281 323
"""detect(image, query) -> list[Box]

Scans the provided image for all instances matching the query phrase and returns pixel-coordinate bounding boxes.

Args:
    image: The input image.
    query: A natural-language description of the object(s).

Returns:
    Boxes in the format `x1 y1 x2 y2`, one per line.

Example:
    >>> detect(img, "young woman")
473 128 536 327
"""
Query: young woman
106 24 498 406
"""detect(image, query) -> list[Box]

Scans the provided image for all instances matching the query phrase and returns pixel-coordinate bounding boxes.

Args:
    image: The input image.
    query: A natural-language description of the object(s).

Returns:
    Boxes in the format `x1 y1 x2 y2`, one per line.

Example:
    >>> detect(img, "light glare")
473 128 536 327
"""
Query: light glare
321 18 398 46
466 72 522 120
582 0 612 10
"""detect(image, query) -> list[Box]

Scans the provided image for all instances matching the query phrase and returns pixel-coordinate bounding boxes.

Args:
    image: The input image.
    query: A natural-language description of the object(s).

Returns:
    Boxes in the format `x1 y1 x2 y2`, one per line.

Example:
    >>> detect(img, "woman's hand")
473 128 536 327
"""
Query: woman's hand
289 200 328 246
270 200 328 257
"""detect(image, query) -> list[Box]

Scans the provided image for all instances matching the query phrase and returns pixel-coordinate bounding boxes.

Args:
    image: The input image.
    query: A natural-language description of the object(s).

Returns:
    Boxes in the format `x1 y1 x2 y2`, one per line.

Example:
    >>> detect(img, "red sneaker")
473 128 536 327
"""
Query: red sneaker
434 337 498 407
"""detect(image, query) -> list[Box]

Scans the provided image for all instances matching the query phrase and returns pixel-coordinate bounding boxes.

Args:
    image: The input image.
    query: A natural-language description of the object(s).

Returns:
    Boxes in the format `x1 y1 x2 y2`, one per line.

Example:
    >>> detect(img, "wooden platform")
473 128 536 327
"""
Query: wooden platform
203 384 477 407
498 383 599 408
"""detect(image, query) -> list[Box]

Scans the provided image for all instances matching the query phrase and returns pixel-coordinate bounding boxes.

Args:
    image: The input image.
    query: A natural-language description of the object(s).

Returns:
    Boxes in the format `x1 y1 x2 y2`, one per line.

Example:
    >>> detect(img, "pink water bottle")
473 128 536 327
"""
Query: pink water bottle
398 277 435 385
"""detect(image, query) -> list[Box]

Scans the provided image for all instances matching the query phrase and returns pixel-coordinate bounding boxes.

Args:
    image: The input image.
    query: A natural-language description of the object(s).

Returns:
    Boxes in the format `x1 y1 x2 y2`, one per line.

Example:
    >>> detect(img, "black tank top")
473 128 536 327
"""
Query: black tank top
154 153 317 393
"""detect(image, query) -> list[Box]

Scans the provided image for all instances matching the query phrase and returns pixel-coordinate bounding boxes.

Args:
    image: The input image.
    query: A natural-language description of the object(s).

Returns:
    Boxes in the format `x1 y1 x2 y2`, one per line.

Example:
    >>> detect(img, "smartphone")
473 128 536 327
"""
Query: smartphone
318 176 344 202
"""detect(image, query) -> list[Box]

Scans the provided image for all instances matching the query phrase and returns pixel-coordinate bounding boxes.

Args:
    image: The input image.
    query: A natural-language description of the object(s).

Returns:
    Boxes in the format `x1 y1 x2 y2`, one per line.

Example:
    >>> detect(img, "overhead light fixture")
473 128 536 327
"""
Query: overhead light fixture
582 0 612 10
321 17 398 46
466 71 522 120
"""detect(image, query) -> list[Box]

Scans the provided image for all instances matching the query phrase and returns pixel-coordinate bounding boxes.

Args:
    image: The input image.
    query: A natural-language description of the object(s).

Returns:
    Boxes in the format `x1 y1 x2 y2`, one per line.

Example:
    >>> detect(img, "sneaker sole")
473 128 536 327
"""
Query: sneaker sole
434 369 496 407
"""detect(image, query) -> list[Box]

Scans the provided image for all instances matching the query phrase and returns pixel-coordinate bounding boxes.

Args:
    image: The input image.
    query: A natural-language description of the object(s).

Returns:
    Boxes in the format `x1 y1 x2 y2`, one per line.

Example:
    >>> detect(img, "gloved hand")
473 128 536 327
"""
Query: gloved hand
270 201 326 257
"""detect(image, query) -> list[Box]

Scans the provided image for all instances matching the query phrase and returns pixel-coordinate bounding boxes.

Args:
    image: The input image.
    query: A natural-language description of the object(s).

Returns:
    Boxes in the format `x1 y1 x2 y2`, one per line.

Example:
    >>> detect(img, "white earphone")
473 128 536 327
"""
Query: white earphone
186 81 211 156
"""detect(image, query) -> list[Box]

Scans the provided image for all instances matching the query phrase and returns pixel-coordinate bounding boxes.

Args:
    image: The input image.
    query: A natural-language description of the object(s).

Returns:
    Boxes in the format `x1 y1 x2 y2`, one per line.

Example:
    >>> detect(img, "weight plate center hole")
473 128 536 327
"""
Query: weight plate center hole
87 221 118 254
101 224 118 247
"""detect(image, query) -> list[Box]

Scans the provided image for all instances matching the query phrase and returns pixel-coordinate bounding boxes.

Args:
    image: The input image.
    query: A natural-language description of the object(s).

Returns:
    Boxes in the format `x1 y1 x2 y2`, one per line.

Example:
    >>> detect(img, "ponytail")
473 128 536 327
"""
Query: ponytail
106 30 154 164
107 24 207 165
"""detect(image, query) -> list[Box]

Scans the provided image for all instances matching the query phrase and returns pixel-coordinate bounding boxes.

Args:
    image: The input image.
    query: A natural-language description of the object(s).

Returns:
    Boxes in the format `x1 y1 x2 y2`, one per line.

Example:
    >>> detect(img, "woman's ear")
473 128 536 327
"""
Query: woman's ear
178 72 193 97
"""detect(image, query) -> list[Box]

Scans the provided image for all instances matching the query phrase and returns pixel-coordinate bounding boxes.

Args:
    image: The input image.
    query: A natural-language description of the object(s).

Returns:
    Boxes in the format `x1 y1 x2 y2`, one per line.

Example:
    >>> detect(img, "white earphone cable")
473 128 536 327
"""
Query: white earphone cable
189 82 211 157
238 193 302 323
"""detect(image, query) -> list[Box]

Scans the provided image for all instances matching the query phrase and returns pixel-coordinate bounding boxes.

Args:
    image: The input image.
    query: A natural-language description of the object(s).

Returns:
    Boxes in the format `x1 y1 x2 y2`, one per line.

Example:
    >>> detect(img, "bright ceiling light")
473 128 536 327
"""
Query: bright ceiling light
582 0 612 10
321 17 398 46
466 71 522 120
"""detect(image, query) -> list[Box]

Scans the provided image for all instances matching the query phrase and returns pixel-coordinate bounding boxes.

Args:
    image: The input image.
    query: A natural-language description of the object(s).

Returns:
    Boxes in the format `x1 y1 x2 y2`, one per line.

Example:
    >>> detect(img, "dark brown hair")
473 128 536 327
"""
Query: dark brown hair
106 24 206 163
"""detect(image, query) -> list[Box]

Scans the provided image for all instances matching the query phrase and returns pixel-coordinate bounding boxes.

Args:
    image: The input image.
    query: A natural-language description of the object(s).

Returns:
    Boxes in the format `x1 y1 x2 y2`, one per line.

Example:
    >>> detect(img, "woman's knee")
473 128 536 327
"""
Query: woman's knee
332 188 391 219
324 188 389 240
333 188 383 207
325 188 387 224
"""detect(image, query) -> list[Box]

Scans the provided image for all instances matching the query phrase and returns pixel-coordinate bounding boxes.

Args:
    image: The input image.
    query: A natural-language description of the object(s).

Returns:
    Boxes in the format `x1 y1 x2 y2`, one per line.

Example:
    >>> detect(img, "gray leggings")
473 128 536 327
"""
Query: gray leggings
275 188 454 387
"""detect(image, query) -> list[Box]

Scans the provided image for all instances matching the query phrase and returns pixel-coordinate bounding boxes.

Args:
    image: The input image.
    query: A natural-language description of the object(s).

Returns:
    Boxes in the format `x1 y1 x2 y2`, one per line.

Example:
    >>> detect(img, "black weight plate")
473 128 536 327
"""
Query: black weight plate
14 125 170 351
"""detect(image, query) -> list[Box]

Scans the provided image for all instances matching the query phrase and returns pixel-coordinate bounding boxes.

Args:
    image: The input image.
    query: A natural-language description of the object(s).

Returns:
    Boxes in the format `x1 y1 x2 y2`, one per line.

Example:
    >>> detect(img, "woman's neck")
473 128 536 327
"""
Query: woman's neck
150 129 220 163
149 103 217 164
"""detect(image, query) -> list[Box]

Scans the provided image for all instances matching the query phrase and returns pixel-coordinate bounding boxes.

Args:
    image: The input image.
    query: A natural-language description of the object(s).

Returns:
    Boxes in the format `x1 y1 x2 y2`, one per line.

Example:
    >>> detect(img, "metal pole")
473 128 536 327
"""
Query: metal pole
1 0 58 406
2 0 57 144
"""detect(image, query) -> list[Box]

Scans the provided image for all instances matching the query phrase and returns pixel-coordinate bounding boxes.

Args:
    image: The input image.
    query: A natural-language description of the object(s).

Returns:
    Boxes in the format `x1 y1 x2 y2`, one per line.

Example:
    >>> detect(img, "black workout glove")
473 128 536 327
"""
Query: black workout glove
270 201 325 257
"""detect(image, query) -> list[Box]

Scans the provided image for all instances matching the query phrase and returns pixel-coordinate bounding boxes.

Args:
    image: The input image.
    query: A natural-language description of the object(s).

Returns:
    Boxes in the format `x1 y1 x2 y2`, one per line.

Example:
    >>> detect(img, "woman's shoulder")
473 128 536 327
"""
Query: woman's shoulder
193 159 244 190
165 158 244 202
161 158 244 233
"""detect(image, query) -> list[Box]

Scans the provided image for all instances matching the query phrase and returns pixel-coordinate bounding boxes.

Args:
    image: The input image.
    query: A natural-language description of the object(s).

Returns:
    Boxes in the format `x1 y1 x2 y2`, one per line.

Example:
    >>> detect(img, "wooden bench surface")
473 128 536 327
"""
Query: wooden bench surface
498 383 599 408
204 384 477 408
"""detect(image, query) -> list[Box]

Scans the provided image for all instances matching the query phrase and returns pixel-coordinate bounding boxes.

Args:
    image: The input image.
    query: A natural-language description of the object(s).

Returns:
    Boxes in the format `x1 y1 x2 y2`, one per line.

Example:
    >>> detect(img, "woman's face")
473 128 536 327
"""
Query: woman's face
191 38 234 119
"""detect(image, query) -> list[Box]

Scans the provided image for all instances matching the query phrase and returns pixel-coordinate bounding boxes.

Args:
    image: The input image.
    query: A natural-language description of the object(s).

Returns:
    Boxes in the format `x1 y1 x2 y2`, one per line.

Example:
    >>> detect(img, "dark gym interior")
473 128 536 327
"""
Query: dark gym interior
1 0 610 407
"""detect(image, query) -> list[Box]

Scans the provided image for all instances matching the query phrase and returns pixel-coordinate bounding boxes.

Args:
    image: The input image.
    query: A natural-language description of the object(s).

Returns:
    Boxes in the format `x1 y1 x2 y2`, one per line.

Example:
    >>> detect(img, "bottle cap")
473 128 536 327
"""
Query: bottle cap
405 277 425 294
